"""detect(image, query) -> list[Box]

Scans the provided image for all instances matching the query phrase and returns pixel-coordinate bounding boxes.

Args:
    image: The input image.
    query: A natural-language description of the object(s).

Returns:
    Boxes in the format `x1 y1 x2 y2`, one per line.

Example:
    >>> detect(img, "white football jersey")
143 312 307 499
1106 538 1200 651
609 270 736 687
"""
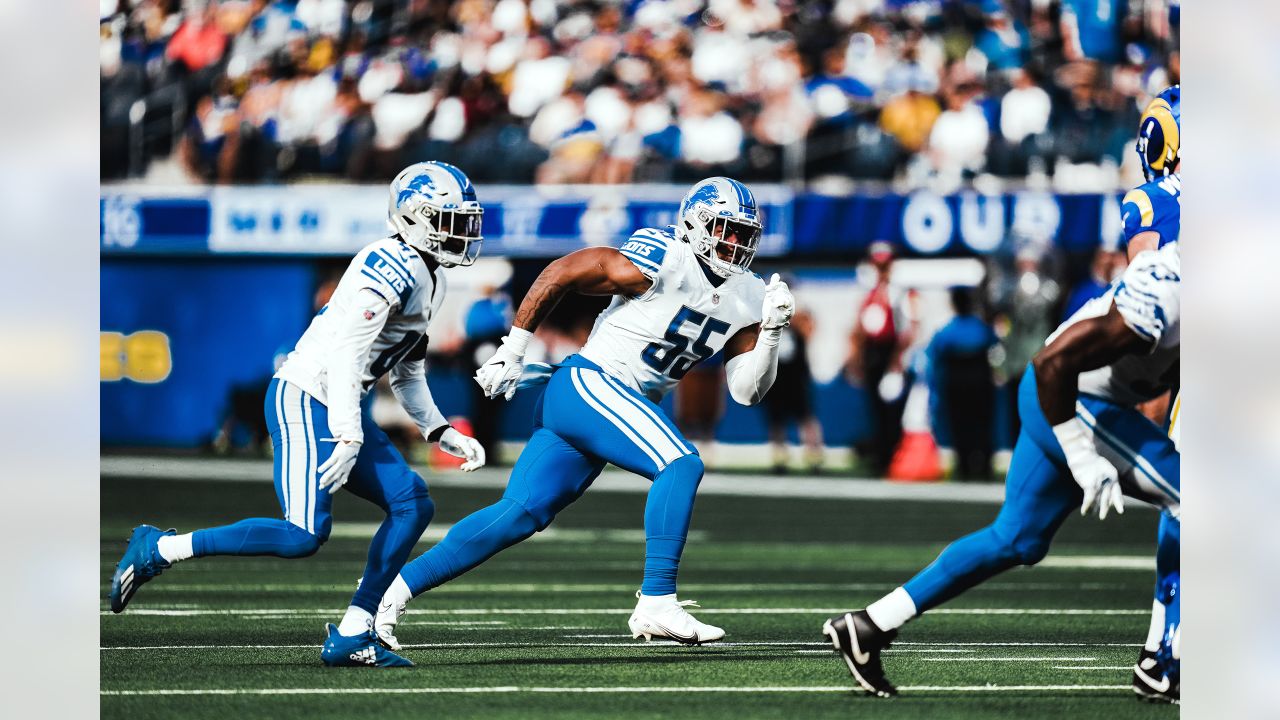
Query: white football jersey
275 237 446 407
578 227 766 402
1046 241 1179 406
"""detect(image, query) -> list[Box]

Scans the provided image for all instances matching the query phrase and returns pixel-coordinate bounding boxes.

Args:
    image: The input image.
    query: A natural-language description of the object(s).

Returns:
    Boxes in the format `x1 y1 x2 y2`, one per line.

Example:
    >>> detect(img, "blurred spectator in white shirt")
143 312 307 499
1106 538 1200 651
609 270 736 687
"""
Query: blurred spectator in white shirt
294 0 345 37
679 89 743 165
929 85 990 177
844 25 895 91
708 0 783 36
1000 69 1051 144
691 24 751 92
832 0 887 28
371 84 433 151
508 37 572 118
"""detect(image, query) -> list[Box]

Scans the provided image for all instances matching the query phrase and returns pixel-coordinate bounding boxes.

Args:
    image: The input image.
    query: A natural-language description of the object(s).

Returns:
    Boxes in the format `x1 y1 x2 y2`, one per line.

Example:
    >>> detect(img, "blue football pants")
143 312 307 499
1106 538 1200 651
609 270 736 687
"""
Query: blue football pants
188 378 434 614
903 365 1180 612
400 356 704 597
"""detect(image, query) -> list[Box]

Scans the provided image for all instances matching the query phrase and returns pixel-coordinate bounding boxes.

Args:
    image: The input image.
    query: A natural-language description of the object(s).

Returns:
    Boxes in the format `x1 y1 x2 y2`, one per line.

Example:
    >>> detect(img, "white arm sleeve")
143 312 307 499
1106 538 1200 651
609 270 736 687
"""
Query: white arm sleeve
325 289 391 443
389 358 450 441
725 328 782 407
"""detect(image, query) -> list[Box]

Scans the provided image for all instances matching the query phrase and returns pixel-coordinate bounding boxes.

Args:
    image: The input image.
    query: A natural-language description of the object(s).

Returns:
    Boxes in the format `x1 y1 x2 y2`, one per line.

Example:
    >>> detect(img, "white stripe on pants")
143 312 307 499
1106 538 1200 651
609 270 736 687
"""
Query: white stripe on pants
573 368 689 470
278 382 317 532
1076 403 1179 513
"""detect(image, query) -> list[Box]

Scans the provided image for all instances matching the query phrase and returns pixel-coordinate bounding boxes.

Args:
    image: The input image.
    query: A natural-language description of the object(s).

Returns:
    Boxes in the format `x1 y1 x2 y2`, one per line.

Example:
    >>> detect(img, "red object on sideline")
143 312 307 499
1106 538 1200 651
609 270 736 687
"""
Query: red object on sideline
887 430 943 482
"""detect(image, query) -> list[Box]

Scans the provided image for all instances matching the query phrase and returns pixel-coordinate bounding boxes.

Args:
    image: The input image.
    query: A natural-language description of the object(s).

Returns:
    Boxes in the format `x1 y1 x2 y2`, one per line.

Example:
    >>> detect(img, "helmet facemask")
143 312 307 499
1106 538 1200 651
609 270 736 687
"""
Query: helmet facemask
391 201 484 267
688 207 761 278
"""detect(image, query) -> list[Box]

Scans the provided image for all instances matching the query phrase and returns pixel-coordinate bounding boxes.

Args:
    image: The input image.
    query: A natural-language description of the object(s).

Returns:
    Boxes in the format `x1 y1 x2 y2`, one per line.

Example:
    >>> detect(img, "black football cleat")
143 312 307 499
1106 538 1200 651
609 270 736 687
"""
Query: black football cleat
1132 647 1180 704
822 610 898 698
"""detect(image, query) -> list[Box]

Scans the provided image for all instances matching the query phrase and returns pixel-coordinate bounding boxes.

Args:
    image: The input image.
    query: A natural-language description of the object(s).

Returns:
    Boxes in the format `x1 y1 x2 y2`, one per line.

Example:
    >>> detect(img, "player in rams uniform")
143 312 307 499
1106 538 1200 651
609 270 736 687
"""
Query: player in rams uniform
1122 85 1181 703
825 236 1180 694
374 177 794 648
107 162 486 668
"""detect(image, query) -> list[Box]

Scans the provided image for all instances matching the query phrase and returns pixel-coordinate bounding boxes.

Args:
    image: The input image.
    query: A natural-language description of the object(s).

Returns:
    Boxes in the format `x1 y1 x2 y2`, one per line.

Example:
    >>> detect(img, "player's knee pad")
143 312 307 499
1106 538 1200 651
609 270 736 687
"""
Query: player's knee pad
504 497 555 536
389 476 435 525
1008 535 1052 566
987 522 1050 567
280 523 324 558
665 453 705 481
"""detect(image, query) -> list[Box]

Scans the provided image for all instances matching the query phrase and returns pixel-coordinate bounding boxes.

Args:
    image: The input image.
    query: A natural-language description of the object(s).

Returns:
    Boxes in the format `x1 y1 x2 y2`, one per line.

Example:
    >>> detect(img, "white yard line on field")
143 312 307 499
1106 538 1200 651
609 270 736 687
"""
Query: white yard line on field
895 641 1140 647
102 607 1149 617
921 657 1097 662
101 684 1132 697
125 580 1128 593
102 641 846 651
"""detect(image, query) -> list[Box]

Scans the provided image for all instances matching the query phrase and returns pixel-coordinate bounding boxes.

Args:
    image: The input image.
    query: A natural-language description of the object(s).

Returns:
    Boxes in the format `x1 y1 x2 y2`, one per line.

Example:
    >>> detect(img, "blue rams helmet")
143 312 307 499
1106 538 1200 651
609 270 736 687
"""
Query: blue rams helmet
388 161 484 267
1137 85 1180 182
676 177 763 278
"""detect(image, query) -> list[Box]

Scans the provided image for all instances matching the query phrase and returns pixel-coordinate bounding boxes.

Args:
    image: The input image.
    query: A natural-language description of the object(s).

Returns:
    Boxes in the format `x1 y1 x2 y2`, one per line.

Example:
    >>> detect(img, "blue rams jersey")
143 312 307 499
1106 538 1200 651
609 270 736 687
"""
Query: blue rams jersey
577 227 766 402
1121 173 1180 248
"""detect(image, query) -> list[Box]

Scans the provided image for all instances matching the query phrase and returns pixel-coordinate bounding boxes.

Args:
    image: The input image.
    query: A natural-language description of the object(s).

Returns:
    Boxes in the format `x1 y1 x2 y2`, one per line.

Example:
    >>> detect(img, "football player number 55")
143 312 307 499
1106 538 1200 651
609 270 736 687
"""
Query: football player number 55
642 306 730 380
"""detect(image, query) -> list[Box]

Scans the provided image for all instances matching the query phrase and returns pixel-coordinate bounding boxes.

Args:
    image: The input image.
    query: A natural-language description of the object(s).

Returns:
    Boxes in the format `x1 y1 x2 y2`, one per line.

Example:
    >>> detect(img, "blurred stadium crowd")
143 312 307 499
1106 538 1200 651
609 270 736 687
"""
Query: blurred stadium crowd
101 0 1179 189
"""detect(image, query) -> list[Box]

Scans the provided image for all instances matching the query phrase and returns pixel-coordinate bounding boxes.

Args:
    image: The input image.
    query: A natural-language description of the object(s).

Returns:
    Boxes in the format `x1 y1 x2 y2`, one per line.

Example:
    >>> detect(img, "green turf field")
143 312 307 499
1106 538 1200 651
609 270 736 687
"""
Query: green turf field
101 462 1178 719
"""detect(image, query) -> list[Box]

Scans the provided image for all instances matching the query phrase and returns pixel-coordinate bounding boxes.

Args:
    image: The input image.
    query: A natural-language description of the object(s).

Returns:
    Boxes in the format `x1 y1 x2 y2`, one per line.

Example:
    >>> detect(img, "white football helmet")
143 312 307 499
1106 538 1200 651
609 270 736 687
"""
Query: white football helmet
388 161 484 267
675 176 763 278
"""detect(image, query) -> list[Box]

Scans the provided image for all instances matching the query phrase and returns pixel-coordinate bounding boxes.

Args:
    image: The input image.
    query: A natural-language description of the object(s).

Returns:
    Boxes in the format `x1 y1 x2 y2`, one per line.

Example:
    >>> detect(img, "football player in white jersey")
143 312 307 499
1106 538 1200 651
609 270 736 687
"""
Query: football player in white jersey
108 162 487 668
824 240 1180 698
374 177 794 648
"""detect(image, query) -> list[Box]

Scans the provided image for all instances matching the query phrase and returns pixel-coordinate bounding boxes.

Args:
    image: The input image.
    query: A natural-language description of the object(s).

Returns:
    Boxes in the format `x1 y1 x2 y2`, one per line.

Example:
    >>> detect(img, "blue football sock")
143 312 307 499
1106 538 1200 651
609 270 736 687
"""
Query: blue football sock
641 454 704 596
1154 512 1180 658
348 492 435 614
191 518 321 559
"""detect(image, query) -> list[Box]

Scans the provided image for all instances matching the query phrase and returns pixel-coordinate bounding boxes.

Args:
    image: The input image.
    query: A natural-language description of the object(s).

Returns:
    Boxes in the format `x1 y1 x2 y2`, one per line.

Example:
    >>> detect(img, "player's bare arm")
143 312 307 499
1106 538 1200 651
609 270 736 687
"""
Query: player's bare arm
723 322 762 359
1032 302 1151 425
475 248 653 400
1032 302 1152 519
513 247 653 331
1126 230 1161 260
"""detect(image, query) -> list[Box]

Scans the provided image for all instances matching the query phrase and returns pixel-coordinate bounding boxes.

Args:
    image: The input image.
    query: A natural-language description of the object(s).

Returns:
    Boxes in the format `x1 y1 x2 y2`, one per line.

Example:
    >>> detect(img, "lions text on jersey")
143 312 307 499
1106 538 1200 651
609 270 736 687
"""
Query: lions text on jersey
276 237 446 440
579 226 767 403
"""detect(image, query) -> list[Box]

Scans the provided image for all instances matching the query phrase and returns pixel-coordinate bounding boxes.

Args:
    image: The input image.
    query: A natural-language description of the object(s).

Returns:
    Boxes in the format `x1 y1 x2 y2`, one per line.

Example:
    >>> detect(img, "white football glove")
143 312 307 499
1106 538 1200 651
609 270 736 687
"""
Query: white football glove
474 327 533 401
761 273 794 330
1053 418 1124 520
437 426 486 472
318 439 362 494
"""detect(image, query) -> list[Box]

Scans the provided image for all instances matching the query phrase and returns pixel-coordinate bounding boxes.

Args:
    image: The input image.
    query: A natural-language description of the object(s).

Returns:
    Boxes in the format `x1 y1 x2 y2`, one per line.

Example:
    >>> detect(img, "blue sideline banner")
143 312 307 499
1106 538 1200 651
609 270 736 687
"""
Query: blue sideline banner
101 185 1126 258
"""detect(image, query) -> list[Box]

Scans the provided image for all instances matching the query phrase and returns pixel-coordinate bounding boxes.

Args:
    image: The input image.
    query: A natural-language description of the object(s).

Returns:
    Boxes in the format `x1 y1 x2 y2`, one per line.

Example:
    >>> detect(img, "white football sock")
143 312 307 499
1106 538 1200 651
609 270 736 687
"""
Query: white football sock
383 575 412 609
1143 599 1166 651
337 606 374 637
156 533 194 564
866 587 917 632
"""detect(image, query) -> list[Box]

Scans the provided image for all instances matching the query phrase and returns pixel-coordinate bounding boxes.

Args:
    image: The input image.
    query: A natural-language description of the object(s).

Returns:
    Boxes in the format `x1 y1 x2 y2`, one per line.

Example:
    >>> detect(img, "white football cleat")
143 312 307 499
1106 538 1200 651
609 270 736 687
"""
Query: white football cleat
628 592 725 645
374 596 406 651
